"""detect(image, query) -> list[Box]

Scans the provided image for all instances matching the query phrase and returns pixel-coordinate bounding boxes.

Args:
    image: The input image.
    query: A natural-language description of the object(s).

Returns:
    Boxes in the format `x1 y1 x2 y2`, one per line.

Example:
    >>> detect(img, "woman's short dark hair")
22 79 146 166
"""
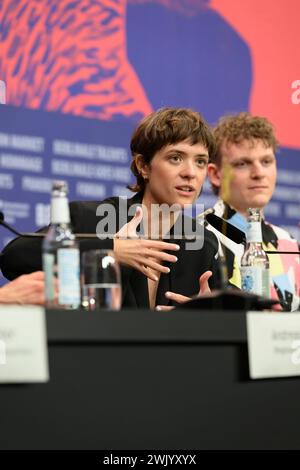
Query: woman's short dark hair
128 107 216 193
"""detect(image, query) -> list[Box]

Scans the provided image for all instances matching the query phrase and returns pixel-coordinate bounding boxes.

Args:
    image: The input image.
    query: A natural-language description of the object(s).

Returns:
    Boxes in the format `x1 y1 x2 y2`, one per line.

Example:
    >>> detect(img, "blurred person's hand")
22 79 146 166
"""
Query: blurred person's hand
0 271 45 305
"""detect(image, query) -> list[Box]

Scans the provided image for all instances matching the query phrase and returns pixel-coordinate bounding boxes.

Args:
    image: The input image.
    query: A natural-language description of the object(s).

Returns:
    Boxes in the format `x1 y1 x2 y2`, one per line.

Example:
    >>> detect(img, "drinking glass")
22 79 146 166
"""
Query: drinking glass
81 250 121 310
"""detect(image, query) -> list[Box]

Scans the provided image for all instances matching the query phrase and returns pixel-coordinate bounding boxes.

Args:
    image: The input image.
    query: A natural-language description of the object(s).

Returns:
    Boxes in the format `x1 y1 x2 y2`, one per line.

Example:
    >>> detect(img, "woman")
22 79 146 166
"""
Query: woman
0 108 219 308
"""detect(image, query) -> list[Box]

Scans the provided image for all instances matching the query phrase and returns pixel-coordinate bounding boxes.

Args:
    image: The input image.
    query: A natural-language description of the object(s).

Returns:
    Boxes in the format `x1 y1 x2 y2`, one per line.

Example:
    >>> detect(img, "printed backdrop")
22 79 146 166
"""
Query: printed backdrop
0 0 299 278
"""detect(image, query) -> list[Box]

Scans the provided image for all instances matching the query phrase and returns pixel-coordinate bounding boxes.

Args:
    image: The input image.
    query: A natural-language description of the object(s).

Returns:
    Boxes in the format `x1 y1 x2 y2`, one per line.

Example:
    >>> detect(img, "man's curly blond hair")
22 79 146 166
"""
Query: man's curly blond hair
211 112 279 195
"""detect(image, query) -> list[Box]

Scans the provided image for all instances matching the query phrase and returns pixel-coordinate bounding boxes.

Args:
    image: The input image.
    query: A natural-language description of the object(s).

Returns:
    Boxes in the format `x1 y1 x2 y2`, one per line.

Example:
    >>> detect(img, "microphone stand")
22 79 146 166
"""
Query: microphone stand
0 213 292 310
195 211 284 311
218 215 230 290
265 250 300 255
0 219 100 239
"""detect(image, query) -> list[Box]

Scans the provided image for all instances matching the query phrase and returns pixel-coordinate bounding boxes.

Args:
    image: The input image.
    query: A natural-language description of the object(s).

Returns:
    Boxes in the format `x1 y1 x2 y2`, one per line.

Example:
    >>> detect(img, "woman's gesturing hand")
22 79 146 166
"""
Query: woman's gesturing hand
114 206 180 281
156 271 212 310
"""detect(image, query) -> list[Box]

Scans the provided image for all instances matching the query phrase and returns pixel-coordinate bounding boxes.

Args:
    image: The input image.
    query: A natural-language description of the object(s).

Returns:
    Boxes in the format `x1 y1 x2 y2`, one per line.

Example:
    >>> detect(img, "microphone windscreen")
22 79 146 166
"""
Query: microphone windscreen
206 212 246 244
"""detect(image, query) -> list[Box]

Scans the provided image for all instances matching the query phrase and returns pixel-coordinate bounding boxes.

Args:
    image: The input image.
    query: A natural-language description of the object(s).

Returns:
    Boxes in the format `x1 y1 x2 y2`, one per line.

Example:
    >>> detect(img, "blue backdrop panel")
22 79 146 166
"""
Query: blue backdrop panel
0 0 299 286
0 105 134 253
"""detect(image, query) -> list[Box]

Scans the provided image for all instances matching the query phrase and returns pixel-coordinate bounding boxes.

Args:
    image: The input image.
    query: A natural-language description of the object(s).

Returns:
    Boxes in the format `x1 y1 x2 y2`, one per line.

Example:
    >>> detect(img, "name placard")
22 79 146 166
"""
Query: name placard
246 312 300 379
0 305 49 383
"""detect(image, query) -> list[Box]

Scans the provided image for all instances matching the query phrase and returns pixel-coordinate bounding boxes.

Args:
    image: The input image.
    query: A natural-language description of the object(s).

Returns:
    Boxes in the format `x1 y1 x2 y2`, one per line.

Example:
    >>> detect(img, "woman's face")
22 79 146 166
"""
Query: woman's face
141 140 209 209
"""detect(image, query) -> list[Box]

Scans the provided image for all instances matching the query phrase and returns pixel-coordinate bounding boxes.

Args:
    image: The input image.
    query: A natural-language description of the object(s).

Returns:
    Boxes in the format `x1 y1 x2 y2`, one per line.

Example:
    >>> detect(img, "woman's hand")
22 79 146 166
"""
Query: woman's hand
156 270 212 311
114 207 180 281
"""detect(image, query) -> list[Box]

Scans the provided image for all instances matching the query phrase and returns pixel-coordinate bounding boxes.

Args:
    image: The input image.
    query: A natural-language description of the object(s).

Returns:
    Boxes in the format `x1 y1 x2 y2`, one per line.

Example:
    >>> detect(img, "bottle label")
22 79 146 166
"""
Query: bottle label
241 266 270 298
247 221 263 243
51 197 70 224
43 253 55 301
57 248 80 306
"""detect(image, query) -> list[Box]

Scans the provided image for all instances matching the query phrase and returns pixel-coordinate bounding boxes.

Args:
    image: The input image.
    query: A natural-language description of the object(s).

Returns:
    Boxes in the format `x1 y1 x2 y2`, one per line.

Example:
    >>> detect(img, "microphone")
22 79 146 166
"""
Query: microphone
204 211 300 254
0 211 98 239
181 211 284 310
205 212 246 244
0 210 234 243
0 212 283 310
0 211 30 237
265 250 300 254
203 211 245 289
174 288 281 311
201 210 296 309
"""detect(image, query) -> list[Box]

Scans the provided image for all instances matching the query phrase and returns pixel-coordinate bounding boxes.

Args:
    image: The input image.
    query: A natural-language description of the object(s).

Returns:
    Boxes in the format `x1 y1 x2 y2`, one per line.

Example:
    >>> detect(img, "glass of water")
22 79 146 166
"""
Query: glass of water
81 249 122 310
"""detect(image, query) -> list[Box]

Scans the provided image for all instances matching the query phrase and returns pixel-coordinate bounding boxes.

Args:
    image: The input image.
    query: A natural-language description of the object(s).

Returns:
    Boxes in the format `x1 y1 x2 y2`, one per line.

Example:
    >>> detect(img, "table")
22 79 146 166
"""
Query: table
0 309 299 450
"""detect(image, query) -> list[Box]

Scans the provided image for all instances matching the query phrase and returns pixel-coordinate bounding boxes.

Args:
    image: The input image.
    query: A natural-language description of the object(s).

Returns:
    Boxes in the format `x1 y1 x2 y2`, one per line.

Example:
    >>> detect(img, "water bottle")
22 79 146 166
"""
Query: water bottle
42 181 80 309
240 208 270 298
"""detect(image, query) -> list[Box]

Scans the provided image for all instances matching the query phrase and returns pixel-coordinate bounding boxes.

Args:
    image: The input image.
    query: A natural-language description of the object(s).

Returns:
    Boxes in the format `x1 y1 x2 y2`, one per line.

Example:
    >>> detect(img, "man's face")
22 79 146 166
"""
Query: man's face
208 139 277 215
141 139 209 208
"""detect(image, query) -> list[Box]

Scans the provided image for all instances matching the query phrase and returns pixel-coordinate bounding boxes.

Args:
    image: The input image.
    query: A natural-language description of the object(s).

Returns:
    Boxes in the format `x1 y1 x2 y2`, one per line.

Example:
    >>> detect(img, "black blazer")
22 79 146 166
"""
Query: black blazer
0 193 220 308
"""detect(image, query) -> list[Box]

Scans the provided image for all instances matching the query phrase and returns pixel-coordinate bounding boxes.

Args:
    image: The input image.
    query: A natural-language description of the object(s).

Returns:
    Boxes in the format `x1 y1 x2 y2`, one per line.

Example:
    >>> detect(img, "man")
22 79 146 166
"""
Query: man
206 112 300 311
0 107 219 309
